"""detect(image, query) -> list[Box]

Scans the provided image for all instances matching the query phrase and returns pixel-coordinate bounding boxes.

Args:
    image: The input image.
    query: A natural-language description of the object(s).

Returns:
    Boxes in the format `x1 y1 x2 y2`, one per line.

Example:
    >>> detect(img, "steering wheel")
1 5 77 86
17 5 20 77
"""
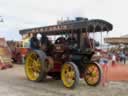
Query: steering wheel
55 37 66 44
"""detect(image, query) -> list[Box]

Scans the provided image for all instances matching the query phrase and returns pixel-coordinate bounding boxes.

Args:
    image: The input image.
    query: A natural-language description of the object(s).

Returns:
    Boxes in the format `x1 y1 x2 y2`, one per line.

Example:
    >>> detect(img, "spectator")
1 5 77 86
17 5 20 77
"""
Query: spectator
119 49 126 64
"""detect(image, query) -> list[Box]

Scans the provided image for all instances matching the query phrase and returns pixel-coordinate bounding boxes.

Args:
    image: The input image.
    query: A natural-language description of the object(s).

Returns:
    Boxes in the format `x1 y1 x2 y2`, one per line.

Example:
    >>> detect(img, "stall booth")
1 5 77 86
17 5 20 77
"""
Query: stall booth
104 37 128 45
0 38 12 69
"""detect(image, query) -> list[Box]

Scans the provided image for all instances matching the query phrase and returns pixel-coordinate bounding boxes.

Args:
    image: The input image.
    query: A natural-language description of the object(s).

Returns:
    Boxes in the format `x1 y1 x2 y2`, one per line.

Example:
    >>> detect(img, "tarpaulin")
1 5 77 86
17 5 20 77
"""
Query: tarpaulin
0 38 12 70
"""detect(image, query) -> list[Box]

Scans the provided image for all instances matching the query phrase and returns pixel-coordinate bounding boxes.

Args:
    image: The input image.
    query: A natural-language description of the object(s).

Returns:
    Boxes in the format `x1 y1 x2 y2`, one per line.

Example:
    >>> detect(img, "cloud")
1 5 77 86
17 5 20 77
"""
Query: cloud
0 0 127 41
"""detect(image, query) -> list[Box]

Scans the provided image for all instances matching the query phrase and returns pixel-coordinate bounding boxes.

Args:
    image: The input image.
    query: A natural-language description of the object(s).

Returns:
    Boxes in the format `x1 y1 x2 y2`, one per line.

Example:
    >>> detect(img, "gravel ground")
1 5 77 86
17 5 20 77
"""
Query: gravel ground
0 64 128 96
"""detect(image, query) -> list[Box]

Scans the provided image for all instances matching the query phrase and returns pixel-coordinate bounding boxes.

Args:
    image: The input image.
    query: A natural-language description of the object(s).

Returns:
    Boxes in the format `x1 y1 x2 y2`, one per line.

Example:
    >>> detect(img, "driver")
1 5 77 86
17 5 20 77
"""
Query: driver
40 33 50 51
66 34 77 49
81 33 92 51
30 33 40 50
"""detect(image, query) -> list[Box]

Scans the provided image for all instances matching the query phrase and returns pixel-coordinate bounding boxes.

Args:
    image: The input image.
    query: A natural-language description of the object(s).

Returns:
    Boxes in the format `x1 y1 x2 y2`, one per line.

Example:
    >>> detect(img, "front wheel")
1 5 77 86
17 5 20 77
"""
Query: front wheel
84 62 102 86
61 62 80 88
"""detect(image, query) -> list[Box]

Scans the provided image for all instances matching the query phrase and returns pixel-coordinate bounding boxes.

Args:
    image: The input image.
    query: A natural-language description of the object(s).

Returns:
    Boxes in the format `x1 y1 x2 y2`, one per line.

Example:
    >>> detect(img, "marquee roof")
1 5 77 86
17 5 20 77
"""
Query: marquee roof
19 18 113 35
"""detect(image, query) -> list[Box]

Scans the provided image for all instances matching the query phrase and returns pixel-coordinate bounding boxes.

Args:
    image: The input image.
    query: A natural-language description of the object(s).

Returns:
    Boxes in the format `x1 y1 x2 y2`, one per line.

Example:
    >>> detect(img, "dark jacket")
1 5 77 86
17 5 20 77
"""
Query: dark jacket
30 36 40 50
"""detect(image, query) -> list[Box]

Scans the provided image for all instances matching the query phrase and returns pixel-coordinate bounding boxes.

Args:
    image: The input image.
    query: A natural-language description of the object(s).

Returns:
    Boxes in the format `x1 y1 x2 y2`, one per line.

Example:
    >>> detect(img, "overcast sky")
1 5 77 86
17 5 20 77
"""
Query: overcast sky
0 0 128 41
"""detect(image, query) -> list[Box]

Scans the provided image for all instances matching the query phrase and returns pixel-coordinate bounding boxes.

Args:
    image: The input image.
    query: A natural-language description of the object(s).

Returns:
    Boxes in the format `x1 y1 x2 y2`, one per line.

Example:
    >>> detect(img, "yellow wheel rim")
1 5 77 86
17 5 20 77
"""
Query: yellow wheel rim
61 63 75 88
85 64 99 85
25 52 41 81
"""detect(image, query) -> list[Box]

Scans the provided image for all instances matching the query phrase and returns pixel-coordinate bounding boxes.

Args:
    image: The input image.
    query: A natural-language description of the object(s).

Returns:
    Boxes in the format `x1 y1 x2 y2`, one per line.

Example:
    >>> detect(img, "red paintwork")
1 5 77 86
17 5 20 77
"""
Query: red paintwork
50 62 62 72
103 63 128 81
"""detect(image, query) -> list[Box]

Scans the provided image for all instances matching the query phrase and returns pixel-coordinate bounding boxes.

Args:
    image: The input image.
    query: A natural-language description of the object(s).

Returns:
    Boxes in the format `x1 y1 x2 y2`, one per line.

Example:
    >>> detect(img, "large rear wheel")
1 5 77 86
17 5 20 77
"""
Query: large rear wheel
25 50 47 82
61 62 80 88
84 63 102 86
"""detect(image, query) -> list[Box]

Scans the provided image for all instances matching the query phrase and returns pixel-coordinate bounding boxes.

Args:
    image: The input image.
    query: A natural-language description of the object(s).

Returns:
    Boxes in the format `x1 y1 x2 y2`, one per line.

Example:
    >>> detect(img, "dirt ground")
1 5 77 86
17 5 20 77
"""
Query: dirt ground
0 64 128 96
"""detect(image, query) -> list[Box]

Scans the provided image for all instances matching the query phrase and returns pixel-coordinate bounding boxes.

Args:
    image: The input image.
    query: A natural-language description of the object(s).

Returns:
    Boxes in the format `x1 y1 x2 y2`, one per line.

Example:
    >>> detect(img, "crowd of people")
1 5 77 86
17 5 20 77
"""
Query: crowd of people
97 48 128 65
109 48 128 64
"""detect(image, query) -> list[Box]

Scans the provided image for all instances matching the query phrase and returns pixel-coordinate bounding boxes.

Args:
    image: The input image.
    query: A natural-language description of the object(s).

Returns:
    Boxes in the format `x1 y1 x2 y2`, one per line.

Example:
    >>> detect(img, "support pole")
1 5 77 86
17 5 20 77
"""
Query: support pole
79 28 83 50
92 25 96 49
